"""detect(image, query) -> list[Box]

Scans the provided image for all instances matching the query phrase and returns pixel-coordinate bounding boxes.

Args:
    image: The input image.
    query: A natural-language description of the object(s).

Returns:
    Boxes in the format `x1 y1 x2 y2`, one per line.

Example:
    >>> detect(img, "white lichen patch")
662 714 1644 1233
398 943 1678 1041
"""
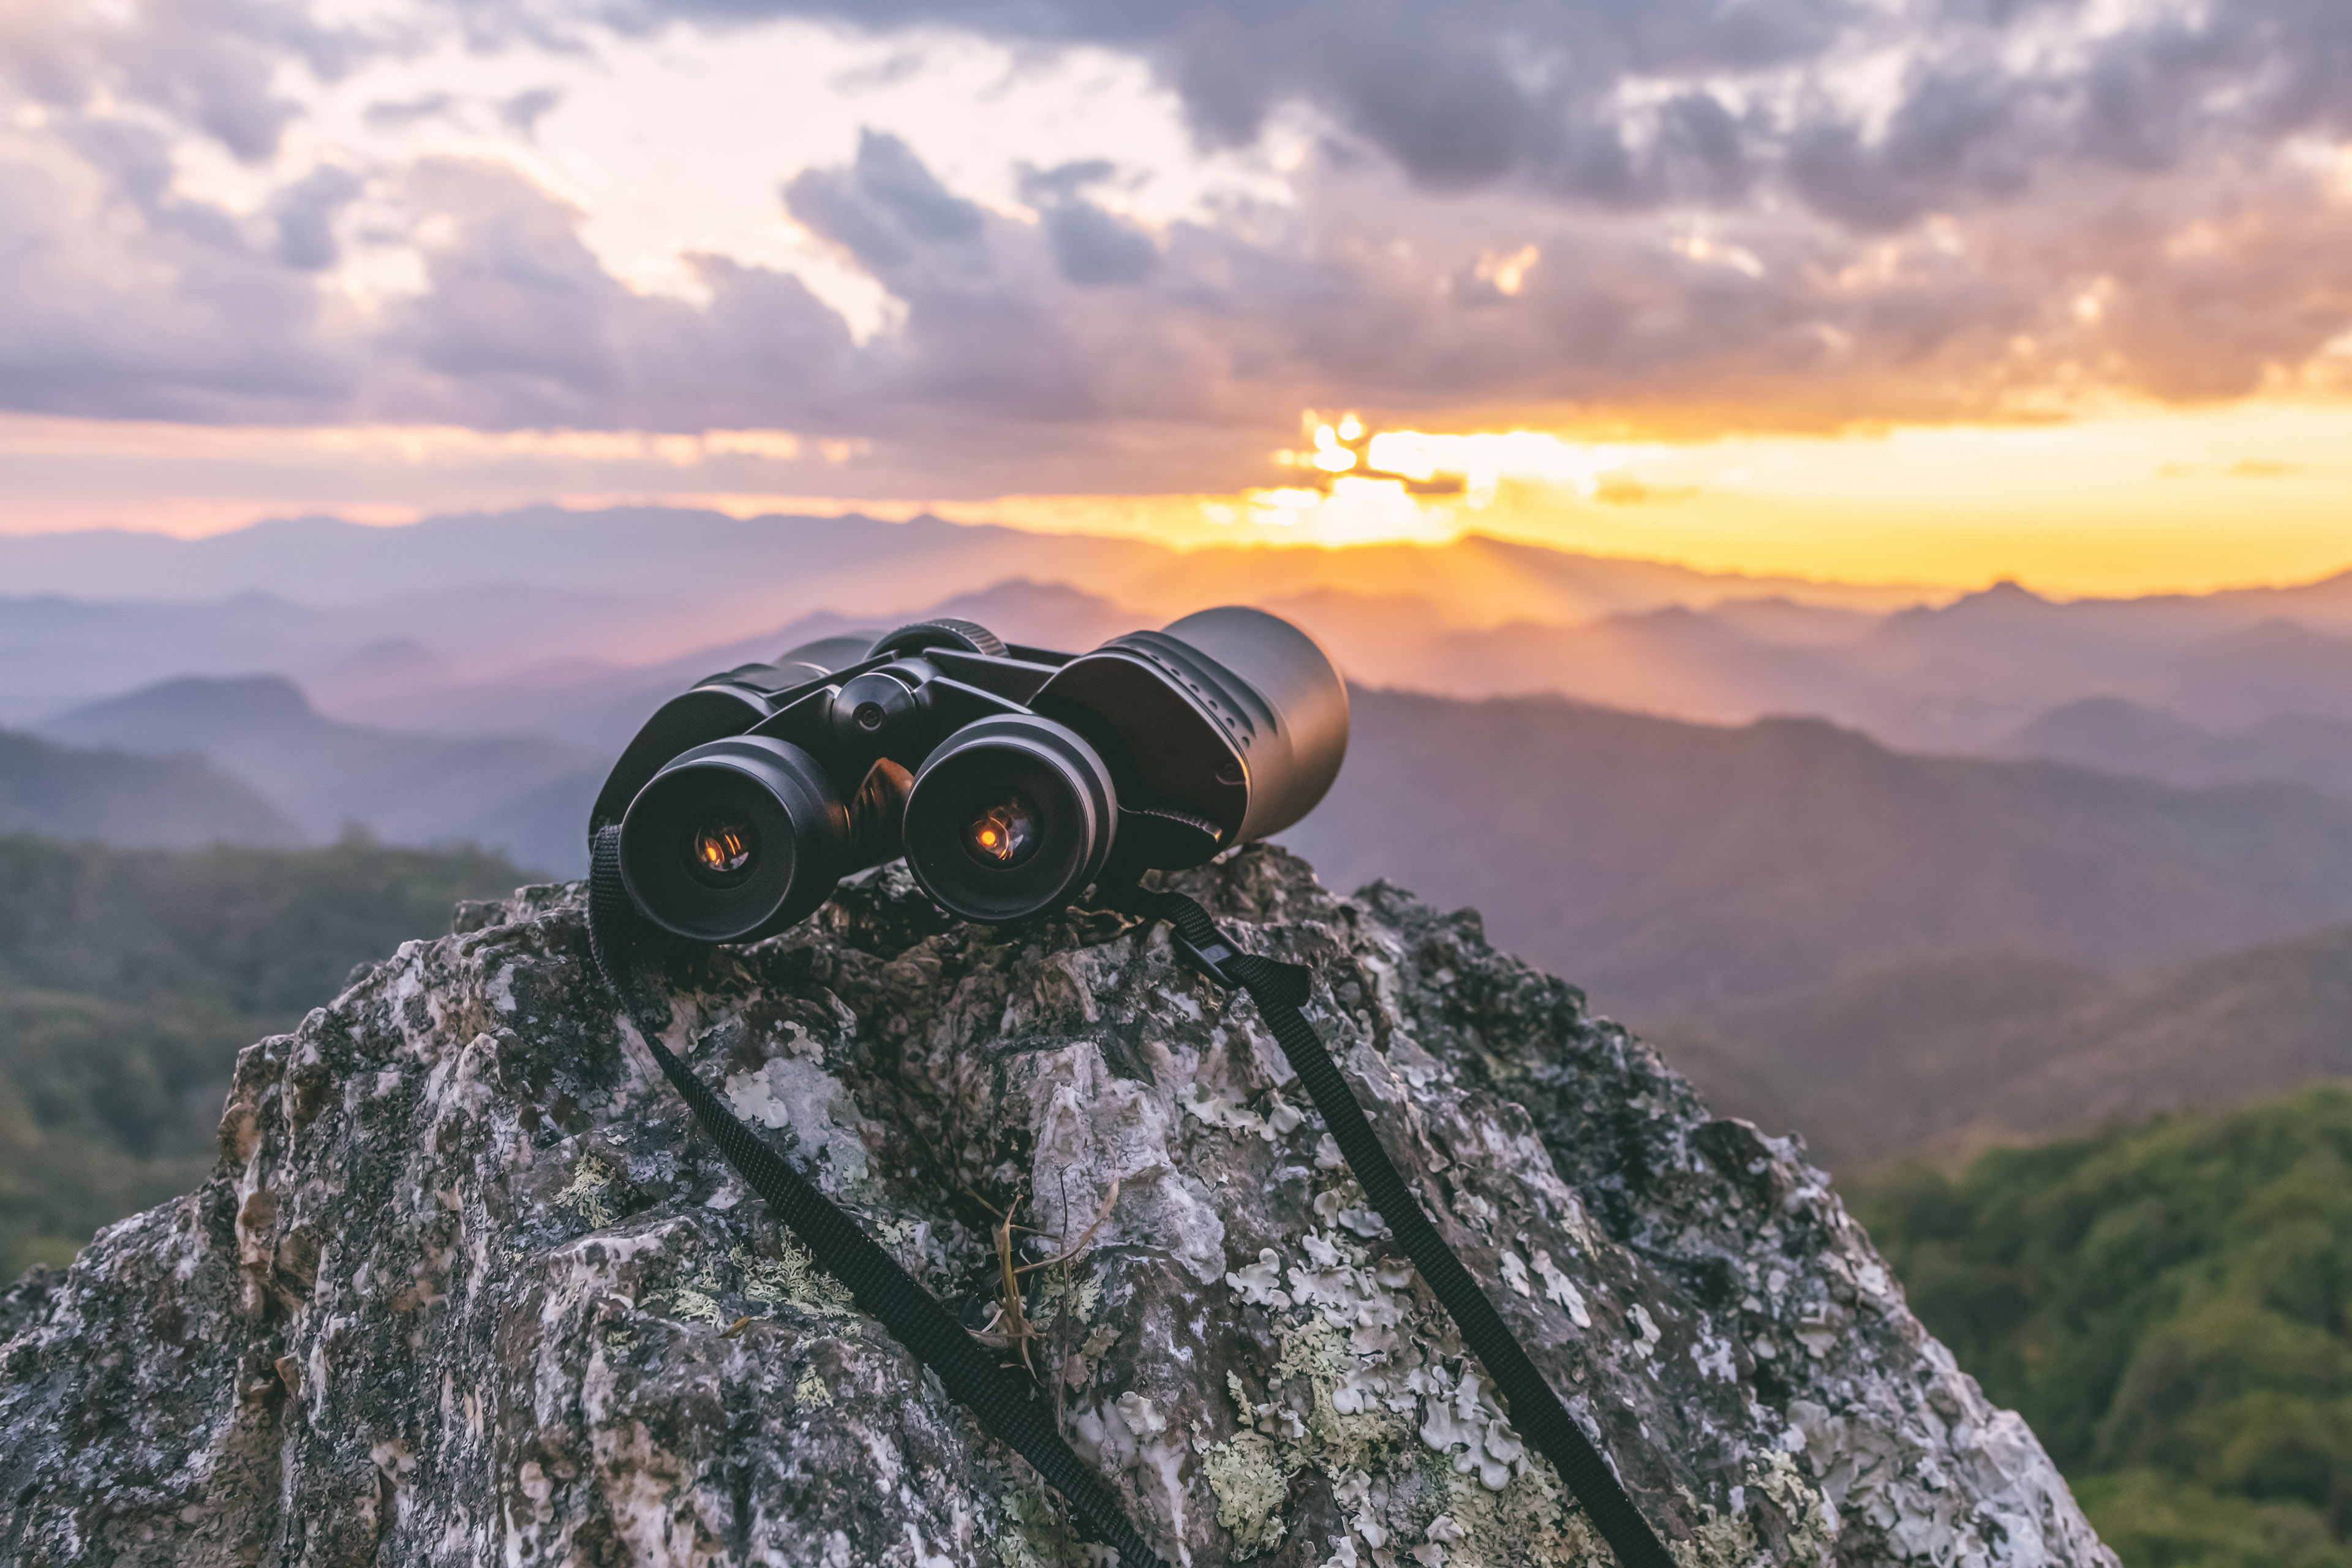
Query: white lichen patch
1017 1040 1229 1285
1205 1432 1290 1558
794 1365 834 1409
1417 1366 1528 1491
552 1156 617 1229
1313 1181 1385 1239
1227 1250 1291 1308
1672 1451 1839 1568
1531 1251 1590 1328
1182 1083 1269 1139
735 1240 857 1319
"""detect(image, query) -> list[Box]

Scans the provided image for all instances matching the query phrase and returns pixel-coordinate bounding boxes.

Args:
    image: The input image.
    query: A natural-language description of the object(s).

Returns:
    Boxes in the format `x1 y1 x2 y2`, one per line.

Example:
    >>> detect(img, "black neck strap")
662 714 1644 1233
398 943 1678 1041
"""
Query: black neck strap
1109 882 1675 1568
587 828 1171 1568
582 831 1670 1568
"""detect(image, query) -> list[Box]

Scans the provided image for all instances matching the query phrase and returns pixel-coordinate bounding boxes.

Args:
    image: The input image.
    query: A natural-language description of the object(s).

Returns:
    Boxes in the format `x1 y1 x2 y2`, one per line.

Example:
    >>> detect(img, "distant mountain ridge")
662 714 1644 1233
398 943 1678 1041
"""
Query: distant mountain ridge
0 731 301 849
37 676 591 872
1283 688 2352 1021
2003 696 2352 805
0 507 1932 624
1667 924 2352 1168
12 511 2352 765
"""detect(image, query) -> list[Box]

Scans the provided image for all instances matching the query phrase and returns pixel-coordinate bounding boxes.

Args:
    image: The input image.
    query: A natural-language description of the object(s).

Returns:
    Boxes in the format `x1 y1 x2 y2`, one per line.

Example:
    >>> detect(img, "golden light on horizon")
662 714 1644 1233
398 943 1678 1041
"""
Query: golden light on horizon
2 397 2348 599
967 398 2352 596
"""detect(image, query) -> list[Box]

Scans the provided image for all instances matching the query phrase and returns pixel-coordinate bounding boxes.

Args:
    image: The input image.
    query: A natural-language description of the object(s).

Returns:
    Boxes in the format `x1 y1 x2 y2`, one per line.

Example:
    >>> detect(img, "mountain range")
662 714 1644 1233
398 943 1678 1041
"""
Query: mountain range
37 676 592 864
17 507 2352 772
1289 689 2352 1019
11 503 2352 1169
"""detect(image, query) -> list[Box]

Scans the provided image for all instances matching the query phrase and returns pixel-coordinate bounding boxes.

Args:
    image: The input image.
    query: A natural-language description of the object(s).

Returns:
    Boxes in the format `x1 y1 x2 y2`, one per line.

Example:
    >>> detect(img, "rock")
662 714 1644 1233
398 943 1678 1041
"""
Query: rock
0 846 2114 1568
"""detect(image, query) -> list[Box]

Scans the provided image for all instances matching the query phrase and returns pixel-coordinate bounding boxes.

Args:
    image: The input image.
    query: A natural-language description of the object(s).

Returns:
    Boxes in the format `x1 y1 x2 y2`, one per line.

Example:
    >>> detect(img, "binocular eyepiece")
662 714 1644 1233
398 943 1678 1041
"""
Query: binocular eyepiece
590 607 1348 943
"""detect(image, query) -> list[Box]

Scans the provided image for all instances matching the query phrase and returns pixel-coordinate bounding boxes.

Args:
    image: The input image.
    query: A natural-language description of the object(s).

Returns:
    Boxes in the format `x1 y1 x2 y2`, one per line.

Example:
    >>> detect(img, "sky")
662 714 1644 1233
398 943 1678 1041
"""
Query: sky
1 0 2349 594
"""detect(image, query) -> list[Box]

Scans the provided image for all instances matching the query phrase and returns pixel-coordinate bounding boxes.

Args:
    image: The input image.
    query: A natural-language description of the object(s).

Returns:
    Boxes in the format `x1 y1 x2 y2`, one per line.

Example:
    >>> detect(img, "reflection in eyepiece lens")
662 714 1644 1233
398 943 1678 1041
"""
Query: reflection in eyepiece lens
687 816 757 880
963 792 1041 868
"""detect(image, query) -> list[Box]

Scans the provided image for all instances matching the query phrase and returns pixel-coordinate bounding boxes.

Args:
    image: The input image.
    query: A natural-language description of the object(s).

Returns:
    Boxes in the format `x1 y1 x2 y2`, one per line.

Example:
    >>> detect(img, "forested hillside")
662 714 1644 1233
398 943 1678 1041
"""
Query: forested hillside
1667 925 2352 1168
1854 1086 2352 1567
0 834 526 1280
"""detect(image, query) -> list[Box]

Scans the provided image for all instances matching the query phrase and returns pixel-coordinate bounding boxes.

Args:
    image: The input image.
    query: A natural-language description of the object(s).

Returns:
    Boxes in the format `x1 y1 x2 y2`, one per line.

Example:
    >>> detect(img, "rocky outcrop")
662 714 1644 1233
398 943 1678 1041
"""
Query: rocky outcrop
0 846 2114 1568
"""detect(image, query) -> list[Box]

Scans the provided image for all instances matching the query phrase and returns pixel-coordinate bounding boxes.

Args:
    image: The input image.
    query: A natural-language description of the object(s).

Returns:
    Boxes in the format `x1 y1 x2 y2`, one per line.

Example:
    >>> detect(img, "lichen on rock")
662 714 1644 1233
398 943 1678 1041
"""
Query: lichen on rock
0 848 2114 1567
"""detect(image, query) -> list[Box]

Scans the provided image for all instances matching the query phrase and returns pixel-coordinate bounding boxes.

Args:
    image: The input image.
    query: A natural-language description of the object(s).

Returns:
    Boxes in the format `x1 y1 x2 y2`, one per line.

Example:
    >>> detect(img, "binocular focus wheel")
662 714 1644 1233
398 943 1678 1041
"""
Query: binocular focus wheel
869 617 1008 660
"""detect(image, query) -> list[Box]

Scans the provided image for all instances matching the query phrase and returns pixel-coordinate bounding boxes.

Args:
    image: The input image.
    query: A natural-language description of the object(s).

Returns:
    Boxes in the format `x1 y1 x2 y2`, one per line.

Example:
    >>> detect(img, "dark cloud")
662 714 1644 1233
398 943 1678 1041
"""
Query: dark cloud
363 92 459 133
500 86 564 135
1020 161 1158 286
785 129 986 271
581 0 1845 198
563 0 2352 241
1018 159 1119 204
271 165 363 271
1041 201 1158 286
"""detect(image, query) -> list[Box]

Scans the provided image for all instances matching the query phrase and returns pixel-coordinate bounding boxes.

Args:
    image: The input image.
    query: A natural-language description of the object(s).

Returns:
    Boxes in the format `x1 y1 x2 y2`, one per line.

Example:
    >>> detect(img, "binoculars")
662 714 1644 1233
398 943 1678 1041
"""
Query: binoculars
590 606 1349 942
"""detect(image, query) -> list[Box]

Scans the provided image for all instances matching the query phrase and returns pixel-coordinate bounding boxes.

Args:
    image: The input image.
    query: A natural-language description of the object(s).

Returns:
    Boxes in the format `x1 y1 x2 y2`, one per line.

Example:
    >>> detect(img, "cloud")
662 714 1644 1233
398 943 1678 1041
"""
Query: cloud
1 0 364 162
500 86 564 135
1 0 2351 500
1039 201 1158 286
364 92 460 133
0 113 358 424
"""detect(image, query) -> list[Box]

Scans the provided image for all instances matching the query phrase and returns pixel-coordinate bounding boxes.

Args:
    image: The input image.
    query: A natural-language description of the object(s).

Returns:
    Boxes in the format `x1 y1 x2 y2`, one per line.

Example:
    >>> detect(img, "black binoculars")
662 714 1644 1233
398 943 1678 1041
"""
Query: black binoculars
589 606 1349 942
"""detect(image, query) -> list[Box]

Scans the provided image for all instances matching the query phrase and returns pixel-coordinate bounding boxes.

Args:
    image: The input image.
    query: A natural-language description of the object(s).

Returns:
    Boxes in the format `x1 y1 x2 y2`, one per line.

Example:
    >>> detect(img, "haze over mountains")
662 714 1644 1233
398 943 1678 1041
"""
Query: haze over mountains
12 506 2352 760
0 732 301 850
12 503 2352 1166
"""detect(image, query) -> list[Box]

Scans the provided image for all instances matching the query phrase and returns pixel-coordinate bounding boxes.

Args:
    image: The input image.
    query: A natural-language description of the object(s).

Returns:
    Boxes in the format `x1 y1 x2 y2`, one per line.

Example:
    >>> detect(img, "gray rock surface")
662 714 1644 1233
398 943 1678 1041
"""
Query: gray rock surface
0 846 2114 1568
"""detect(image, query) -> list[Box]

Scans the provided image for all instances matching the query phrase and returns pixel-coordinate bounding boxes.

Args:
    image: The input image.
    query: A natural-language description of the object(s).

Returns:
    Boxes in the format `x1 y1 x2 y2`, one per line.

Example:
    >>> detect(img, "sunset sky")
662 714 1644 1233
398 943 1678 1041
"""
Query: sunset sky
2 0 2349 595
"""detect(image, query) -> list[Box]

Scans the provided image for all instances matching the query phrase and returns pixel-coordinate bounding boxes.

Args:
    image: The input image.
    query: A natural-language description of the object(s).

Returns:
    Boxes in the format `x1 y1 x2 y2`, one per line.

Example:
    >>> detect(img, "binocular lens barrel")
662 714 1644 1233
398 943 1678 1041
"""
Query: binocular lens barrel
1153 606 1349 846
619 736 848 942
902 715 1117 924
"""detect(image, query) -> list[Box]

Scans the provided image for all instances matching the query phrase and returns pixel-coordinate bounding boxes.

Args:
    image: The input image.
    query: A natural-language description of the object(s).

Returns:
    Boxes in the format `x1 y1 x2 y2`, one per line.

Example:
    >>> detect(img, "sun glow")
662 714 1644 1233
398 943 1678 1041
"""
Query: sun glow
4 399 2350 597
962 400 2352 593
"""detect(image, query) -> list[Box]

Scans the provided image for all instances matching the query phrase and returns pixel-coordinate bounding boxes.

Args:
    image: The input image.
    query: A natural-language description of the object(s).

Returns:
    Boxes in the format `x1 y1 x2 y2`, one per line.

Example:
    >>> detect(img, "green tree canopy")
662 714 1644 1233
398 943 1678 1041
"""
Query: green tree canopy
1856 1085 2352 1567
0 833 526 1279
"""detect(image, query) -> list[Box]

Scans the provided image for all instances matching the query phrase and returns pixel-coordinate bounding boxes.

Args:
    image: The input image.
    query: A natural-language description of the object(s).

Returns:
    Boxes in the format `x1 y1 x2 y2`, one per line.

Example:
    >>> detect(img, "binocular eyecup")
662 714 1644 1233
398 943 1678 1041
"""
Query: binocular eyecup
903 715 1117 924
617 736 850 943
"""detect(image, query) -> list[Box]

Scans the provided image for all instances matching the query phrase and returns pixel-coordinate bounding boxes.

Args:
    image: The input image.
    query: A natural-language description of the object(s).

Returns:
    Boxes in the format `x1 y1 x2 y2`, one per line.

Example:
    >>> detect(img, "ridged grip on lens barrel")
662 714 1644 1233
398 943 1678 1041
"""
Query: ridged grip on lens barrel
617 736 848 943
902 715 1117 923
1152 606 1348 843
